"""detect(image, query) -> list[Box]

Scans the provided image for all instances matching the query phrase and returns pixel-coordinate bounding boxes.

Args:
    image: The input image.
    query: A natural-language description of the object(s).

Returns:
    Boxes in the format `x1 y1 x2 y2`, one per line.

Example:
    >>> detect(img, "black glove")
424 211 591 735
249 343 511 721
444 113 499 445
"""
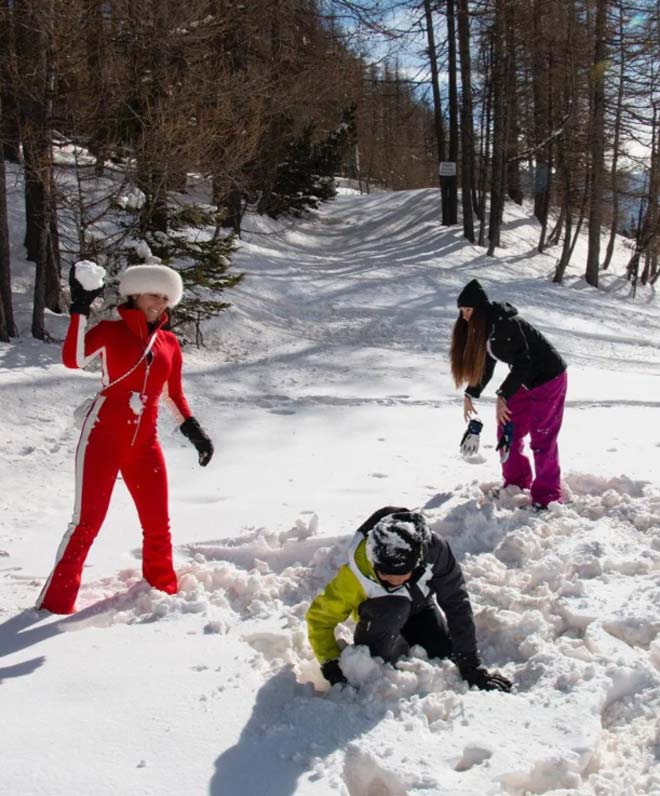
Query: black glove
69 265 104 316
455 652 512 692
496 421 514 464
321 659 348 687
180 417 214 467
463 666 512 692
460 418 483 457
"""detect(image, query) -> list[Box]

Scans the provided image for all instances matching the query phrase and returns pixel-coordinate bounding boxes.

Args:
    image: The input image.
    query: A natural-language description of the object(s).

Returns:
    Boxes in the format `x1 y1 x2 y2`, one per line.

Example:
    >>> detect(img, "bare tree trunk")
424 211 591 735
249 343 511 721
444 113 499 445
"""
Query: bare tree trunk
456 0 474 242
536 63 554 255
0 134 16 338
445 0 459 224
15 0 62 337
553 143 573 283
630 113 660 289
85 0 110 177
256 0 288 216
585 0 609 288
423 0 447 223
0 0 21 163
568 179 590 260
487 0 507 255
505 2 522 205
532 0 548 224
547 204 565 247
477 38 492 247
602 0 625 271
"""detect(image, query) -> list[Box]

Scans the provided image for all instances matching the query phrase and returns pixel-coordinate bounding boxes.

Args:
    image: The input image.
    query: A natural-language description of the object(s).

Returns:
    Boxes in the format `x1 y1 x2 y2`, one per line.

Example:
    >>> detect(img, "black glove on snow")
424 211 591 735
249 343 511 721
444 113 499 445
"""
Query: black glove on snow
463 666 512 692
460 418 483 457
180 417 214 467
321 659 348 687
454 652 512 692
68 265 104 316
496 421 514 464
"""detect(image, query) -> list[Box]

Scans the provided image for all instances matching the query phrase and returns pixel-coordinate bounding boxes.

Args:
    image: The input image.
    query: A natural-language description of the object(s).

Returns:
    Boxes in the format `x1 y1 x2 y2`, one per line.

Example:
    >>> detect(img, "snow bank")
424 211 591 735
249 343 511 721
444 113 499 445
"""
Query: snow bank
20 477 656 796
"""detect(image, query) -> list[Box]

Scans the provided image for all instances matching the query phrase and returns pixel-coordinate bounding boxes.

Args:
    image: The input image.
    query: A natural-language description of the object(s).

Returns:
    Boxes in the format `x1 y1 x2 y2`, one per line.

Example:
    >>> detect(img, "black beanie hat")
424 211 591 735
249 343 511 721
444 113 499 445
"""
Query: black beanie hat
366 511 429 574
457 279 489 308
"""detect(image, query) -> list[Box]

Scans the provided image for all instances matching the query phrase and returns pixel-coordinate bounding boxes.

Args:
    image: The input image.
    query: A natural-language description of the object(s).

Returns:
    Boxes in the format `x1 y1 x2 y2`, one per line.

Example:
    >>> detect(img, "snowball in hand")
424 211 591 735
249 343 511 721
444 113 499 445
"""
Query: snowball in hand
74 260 106 291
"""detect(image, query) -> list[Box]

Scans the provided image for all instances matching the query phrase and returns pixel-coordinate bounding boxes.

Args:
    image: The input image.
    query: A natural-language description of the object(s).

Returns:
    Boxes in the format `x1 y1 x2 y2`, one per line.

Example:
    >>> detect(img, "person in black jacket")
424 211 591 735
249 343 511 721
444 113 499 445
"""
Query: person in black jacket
306 506 512 692
451 279 567 509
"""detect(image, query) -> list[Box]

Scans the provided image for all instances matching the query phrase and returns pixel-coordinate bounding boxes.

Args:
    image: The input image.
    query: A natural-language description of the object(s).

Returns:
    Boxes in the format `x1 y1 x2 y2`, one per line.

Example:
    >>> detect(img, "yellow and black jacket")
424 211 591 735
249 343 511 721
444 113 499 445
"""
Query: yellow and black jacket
306 506 478 663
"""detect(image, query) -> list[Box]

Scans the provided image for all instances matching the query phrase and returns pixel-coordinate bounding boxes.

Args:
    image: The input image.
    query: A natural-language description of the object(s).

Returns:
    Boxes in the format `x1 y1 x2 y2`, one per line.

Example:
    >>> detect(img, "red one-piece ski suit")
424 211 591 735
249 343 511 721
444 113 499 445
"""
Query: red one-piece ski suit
37 306 192 614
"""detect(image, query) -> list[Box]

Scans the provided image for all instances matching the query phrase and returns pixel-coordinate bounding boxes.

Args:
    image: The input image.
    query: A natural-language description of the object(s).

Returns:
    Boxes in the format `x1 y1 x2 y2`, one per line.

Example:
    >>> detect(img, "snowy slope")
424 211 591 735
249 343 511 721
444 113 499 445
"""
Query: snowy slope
1 174 660 796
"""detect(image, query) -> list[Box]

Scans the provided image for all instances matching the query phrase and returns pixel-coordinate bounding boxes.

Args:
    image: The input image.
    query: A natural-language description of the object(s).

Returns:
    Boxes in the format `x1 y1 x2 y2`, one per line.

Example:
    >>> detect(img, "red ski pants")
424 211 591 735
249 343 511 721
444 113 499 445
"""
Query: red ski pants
37 397 177 614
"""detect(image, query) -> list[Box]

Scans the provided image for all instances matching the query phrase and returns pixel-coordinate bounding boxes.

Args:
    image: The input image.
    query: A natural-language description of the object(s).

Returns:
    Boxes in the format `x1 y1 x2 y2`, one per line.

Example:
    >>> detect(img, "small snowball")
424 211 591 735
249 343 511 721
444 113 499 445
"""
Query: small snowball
74 260 106 290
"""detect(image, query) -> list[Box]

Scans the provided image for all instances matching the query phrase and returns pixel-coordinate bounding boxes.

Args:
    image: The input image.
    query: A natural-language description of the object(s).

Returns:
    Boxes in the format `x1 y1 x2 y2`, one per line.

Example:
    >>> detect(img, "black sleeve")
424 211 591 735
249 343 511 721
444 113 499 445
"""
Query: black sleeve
355 506 409 537
465 354 496 400
428 537 478 659
497 319 532 399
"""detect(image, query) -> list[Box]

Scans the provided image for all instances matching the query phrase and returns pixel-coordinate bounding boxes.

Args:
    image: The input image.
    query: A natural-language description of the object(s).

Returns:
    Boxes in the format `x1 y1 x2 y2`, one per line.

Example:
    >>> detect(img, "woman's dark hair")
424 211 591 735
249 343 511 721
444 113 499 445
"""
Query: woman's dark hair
120 295 171 330
450 305 490 388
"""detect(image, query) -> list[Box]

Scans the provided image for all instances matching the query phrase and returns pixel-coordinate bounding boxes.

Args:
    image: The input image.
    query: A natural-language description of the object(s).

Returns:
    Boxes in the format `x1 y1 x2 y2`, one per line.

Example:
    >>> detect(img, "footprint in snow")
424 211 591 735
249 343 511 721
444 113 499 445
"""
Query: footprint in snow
370 472 389 479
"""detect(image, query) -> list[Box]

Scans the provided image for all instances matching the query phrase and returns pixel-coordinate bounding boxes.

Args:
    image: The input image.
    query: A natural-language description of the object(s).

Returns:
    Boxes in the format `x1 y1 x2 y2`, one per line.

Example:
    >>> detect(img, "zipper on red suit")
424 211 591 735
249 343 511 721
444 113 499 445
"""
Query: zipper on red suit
130 357 152 447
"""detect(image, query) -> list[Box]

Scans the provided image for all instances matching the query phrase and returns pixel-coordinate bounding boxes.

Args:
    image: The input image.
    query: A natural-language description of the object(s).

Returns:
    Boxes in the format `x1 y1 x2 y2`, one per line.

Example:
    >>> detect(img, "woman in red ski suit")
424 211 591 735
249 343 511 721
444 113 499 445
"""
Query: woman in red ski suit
37 264 213 614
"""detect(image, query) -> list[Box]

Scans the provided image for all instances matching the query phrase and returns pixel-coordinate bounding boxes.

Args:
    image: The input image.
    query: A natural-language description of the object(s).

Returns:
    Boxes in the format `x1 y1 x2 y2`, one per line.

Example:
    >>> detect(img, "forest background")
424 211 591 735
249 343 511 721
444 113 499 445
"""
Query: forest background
0 0 658 345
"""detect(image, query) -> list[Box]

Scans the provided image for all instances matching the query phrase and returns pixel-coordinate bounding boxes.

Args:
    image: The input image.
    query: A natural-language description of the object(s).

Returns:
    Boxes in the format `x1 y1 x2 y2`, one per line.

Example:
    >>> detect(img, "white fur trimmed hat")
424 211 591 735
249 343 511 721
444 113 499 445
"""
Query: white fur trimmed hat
118 265 184 308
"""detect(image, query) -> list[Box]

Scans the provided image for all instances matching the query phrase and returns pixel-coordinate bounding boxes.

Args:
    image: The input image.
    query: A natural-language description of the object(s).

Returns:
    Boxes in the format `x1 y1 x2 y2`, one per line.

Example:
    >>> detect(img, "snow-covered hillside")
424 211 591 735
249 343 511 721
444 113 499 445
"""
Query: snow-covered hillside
2 177 660 795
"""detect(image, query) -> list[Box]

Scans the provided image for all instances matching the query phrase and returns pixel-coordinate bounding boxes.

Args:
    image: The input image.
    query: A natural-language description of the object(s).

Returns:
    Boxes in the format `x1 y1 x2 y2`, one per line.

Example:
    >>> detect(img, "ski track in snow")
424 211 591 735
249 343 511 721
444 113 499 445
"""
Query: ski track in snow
2 177 660 795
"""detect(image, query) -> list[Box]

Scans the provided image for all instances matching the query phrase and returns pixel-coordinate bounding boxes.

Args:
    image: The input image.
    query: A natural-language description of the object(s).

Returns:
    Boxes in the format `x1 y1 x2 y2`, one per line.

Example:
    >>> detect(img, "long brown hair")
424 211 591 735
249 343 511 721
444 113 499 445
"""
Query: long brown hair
450 306 490 388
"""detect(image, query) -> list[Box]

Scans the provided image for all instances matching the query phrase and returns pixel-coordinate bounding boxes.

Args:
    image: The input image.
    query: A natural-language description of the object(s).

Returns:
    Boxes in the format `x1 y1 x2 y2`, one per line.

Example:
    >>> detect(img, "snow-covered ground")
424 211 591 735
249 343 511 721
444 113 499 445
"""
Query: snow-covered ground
2 174 660 795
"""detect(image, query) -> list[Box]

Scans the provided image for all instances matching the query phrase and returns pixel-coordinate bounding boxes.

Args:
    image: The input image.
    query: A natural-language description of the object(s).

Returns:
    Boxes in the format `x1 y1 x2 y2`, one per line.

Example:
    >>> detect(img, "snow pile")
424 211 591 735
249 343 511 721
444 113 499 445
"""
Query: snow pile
19 478 656 796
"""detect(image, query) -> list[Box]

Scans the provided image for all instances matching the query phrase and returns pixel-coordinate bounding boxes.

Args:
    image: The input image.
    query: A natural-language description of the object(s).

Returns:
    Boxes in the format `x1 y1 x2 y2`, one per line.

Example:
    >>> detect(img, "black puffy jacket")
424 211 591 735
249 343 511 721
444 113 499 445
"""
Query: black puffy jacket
465 301 566 401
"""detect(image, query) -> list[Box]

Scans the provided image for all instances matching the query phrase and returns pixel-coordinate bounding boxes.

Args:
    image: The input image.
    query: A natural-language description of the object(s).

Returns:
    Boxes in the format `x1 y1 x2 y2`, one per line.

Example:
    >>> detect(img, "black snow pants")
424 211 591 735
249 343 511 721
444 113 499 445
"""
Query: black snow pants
353 596 453 664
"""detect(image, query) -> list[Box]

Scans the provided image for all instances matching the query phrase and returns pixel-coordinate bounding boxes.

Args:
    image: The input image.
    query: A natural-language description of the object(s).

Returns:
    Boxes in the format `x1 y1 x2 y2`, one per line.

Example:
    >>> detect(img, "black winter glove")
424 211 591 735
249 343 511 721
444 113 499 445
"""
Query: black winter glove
180 417 214 467
496 421 514 464
68 265 104 316
321 659 348 687
454 652 512 692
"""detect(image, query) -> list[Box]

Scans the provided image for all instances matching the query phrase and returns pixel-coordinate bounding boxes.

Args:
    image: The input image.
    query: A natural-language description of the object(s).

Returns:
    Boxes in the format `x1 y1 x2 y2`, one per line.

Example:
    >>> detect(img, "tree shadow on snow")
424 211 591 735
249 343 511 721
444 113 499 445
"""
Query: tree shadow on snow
210 665 386 796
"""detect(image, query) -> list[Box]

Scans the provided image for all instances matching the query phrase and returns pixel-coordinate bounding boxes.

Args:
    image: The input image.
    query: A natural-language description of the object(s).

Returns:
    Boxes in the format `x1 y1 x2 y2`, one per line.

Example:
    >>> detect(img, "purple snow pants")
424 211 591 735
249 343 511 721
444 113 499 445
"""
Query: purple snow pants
496 371 567 507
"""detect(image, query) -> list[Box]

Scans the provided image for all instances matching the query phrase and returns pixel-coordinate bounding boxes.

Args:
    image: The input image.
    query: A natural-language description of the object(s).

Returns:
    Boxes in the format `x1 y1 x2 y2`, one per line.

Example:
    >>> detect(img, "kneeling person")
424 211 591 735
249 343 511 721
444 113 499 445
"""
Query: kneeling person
306 507 511 692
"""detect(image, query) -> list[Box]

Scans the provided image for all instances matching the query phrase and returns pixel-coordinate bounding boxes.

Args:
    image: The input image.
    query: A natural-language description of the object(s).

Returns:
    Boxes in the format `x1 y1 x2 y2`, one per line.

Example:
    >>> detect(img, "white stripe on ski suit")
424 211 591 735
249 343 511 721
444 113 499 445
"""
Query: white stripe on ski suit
35 395 106 609
346 532 435 602
73 314 108 382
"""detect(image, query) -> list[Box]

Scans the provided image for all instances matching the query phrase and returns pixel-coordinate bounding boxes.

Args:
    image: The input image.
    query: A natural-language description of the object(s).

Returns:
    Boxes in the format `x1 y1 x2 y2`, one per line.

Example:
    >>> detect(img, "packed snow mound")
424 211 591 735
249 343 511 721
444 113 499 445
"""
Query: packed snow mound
35 476 660 796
